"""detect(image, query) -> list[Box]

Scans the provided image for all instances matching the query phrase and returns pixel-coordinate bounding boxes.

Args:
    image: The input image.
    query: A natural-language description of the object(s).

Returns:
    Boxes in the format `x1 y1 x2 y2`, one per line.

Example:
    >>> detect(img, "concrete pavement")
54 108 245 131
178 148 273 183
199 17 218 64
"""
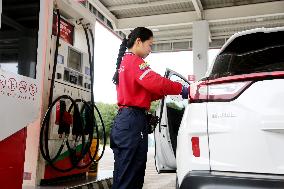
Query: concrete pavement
98 146 176 189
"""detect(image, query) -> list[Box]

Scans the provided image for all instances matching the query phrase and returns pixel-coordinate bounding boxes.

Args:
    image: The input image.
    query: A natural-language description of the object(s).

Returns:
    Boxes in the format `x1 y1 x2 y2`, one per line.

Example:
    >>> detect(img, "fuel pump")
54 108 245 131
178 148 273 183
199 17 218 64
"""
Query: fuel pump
0 0 107 188
38 3 106 184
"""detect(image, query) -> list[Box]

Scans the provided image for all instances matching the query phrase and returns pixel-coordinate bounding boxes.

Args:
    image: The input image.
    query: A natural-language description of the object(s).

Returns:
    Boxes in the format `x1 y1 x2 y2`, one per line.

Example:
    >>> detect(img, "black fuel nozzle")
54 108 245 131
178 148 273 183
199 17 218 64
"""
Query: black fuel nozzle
72 105 83 136
57 100 72 135
82 103 95 135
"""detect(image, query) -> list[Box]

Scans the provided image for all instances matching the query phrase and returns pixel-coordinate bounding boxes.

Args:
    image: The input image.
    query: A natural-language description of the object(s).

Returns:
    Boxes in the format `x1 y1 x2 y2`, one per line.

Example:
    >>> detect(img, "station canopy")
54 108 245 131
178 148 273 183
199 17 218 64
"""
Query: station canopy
3 0 281 53
86 0 284 52
3 0 282 52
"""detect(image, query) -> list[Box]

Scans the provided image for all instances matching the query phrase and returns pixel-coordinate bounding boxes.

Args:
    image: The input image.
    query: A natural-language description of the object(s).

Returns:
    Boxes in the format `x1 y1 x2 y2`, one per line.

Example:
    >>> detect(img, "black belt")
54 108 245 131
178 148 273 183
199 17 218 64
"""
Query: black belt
119 105 147 113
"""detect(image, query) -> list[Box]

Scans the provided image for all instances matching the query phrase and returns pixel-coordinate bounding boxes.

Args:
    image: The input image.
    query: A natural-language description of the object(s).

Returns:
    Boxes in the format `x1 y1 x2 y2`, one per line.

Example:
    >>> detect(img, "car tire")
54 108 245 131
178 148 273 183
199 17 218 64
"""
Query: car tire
176 174 179 189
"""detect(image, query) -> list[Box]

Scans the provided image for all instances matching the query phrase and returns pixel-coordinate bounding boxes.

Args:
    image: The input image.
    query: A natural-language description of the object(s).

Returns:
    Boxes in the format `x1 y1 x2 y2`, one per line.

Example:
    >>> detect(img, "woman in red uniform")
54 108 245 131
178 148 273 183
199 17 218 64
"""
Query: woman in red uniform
110 27 188 189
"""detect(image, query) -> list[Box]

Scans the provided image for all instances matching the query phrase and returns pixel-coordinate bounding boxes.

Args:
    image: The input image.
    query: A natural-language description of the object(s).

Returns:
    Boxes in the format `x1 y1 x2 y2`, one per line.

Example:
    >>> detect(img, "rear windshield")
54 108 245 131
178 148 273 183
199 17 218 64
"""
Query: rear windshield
209 31 284 80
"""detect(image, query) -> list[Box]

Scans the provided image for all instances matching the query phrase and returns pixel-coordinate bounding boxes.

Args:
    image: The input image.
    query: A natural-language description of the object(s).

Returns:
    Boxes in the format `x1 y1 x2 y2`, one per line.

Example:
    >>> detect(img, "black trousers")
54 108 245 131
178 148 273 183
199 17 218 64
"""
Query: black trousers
110 107 148 189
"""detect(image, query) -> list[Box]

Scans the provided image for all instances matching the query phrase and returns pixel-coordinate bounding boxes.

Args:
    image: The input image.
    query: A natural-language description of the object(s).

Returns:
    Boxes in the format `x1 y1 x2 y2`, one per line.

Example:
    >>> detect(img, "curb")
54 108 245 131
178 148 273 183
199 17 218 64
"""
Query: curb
66 178 113 189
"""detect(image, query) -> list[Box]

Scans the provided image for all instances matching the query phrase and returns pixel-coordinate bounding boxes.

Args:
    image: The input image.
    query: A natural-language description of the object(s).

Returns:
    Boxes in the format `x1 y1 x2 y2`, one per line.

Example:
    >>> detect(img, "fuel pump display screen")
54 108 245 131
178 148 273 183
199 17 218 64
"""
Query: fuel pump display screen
68 47 82 72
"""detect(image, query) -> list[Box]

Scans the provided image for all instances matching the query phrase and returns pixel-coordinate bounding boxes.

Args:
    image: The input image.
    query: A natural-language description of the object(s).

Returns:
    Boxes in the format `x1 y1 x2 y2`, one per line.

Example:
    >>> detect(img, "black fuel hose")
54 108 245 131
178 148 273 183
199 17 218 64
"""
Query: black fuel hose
39 9 106 172
39 8 64 163
39 9 87 172
74 27 107 169
40 95 84 172
87 28 106 162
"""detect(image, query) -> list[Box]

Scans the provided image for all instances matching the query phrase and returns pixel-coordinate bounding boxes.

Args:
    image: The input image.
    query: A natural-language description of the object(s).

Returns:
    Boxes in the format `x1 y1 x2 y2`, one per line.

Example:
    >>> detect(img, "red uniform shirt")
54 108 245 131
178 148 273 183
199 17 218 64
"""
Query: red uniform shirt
116 53 182 110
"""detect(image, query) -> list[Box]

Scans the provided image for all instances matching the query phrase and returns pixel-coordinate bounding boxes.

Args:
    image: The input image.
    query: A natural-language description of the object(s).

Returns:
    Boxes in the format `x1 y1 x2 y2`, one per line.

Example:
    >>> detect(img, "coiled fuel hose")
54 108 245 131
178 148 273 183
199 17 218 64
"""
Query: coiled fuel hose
39 9 106 172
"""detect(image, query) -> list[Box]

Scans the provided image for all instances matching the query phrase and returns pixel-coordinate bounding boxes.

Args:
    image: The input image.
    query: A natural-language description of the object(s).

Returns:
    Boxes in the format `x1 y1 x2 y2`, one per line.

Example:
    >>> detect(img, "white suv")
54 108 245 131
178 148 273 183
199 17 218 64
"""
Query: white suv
154 27 284 189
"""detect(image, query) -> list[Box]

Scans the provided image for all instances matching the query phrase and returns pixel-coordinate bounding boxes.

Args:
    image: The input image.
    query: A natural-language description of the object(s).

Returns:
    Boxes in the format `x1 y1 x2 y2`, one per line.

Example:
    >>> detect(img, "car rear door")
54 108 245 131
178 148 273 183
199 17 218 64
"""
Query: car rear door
154 69 189 173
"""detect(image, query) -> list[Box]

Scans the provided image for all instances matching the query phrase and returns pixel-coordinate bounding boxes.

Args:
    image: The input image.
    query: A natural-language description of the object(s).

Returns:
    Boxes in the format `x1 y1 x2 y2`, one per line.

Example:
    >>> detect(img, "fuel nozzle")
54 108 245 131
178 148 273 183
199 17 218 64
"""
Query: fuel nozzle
72 105 84 136
82 102 95 135
56 100 72 136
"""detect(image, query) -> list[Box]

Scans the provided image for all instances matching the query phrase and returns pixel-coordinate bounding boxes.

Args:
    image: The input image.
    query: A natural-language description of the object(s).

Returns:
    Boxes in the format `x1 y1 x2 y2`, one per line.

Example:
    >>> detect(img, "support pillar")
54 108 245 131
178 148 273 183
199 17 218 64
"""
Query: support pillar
192 20 209 81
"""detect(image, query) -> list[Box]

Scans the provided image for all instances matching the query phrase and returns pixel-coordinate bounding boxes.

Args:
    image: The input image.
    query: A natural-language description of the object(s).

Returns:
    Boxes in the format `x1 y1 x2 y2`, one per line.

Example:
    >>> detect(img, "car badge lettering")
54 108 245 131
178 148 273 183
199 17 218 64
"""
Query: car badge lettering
212 112 236 119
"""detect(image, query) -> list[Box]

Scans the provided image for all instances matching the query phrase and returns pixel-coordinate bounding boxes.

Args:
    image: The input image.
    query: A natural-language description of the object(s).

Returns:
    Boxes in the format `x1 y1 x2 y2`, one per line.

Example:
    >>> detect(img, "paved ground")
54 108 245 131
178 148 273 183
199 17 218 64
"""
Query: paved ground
98 146 176 189
23 146 176 189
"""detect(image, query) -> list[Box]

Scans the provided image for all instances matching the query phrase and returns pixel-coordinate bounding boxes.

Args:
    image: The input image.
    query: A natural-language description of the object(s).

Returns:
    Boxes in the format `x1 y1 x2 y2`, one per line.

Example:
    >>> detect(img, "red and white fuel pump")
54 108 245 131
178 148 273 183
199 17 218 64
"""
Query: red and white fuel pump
0 1 106 188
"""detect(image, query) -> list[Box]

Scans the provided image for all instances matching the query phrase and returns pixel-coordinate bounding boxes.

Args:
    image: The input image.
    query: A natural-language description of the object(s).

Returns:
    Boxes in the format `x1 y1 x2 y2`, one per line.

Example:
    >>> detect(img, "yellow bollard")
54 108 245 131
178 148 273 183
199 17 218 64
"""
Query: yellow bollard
88 138 99 177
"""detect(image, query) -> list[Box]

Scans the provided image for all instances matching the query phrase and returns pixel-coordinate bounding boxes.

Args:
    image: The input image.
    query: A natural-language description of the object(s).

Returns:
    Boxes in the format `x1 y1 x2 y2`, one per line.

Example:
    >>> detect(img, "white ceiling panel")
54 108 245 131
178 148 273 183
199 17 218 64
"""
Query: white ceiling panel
88 0 284 50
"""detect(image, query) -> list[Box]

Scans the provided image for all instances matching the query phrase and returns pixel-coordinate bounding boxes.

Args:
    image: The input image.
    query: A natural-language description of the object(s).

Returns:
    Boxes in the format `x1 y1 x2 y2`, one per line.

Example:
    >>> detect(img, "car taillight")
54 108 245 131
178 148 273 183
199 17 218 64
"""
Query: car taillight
189 80 252 103
207 81 252 101
190 71 284 103
191 137 200 157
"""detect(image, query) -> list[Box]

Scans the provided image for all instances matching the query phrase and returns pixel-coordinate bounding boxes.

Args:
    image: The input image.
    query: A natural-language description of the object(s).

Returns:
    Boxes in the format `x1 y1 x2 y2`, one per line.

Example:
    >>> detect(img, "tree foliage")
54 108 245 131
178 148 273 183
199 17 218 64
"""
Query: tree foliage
94 102 118 143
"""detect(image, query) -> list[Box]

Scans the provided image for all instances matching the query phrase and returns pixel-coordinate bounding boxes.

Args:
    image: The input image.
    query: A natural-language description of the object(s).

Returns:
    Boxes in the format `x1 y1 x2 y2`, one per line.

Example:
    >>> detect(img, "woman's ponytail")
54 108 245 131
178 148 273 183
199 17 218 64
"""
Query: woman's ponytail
112 27 153 85
112 38 128 85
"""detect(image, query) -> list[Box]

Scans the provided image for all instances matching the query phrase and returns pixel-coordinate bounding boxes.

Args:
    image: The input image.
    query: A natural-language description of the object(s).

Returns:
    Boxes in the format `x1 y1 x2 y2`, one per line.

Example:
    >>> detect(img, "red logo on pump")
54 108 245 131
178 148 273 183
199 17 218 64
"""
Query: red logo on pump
52 13 74 45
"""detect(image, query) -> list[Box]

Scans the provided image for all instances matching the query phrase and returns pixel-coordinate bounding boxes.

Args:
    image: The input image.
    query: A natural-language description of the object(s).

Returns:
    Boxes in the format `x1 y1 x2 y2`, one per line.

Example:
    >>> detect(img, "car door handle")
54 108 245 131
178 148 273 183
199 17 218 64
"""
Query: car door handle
261 121 284 134
161 124 167 127
261 127 284 134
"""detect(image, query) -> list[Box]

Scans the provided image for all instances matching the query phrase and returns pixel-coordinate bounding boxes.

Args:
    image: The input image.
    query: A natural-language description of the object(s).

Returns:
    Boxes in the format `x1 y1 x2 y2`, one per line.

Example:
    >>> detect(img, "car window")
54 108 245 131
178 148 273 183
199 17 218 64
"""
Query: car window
209 45 284 79
208 31 284 80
